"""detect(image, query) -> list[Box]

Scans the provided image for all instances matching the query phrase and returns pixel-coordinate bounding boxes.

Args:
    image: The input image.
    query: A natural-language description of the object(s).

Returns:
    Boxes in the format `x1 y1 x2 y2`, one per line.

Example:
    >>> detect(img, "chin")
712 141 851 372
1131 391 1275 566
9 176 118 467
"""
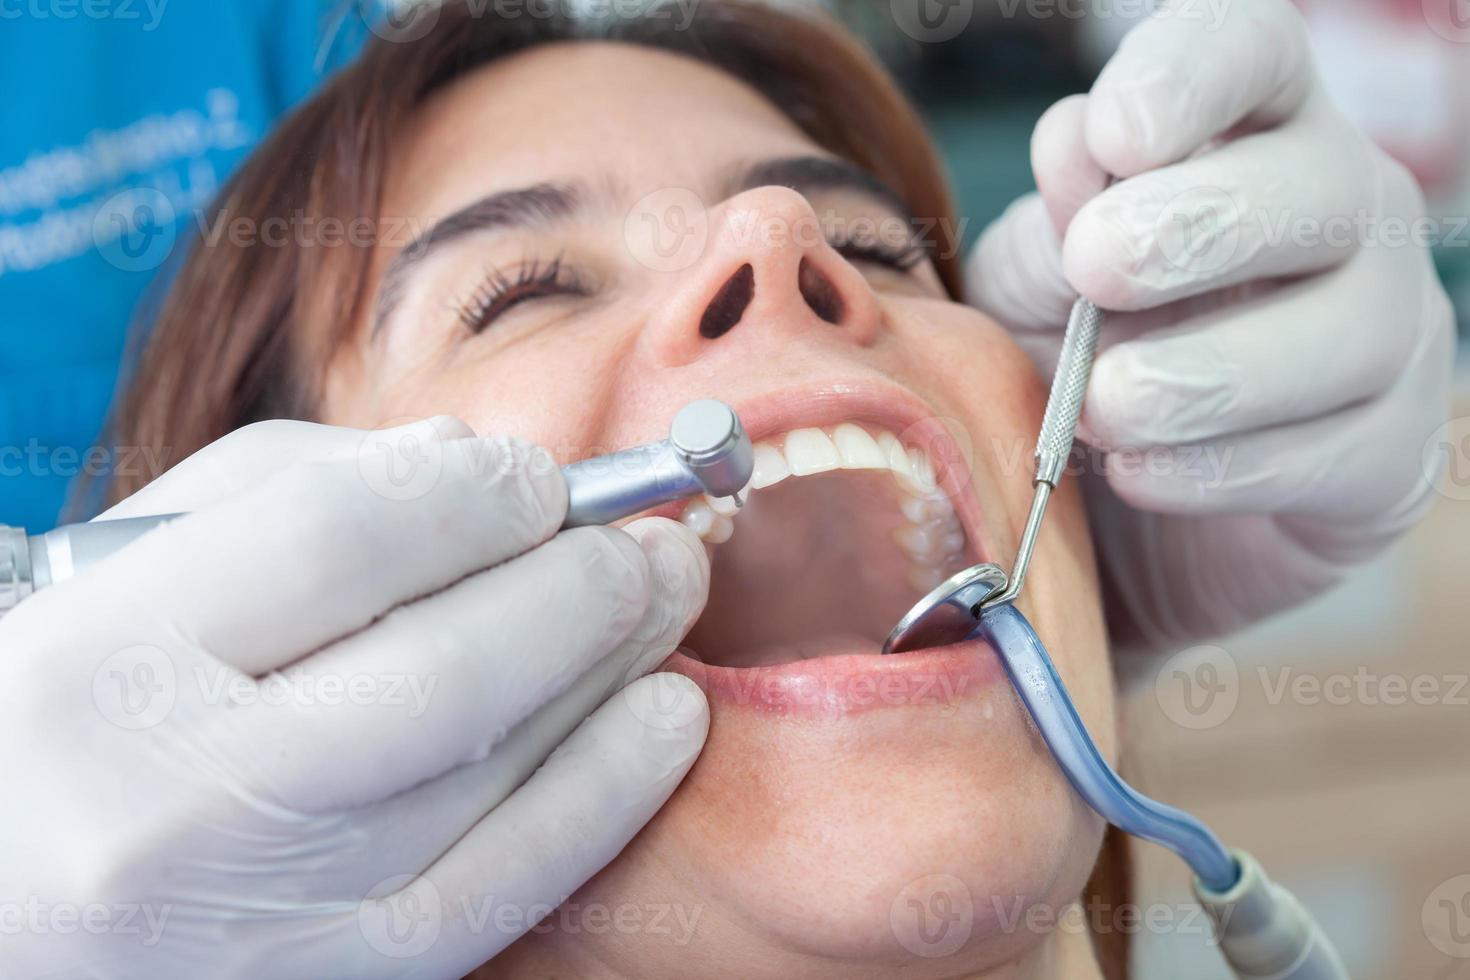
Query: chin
639 662 1107 970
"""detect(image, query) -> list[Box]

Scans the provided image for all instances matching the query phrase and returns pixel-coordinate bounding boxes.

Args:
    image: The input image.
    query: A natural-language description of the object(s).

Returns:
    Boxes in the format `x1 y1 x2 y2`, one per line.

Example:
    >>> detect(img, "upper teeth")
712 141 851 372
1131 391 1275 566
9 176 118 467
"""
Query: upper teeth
679 423 966 592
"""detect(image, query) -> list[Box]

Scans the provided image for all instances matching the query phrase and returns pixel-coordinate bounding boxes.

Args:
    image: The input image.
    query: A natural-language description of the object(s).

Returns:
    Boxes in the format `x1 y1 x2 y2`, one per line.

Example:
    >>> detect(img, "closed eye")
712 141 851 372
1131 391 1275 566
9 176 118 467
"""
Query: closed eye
457 255 592 334
828 233 927 274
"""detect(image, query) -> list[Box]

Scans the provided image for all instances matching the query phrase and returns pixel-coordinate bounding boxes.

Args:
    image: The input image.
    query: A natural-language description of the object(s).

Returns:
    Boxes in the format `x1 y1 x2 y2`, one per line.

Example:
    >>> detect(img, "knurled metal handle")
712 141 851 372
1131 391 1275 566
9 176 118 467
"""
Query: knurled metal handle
1035 297 1103 486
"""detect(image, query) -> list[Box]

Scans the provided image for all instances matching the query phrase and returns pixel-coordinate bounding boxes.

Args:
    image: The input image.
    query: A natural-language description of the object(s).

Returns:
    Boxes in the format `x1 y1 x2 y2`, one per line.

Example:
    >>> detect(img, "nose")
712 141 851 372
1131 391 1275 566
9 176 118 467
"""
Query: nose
647 186 885 365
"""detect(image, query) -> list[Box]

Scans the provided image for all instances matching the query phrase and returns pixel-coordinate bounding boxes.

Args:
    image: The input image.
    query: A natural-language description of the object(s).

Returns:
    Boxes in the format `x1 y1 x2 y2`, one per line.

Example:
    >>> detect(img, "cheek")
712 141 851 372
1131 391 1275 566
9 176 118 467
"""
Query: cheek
883 298 1051 533
887 298 1045 410
319 327 620 454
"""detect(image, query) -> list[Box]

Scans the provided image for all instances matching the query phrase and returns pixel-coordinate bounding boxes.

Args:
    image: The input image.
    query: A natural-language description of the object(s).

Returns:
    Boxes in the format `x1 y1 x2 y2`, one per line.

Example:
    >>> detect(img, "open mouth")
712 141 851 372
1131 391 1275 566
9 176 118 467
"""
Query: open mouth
676 419 982 670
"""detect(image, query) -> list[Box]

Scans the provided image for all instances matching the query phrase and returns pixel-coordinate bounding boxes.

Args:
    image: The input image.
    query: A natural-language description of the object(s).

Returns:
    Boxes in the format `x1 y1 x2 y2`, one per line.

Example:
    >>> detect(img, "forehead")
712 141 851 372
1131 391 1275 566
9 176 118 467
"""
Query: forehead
387 41 825 225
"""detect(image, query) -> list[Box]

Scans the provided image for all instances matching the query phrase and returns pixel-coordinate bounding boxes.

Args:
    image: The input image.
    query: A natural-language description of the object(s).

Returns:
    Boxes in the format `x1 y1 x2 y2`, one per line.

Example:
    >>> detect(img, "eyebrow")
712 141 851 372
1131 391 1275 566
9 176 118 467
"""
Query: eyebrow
370 156 915 332
373 183 579 333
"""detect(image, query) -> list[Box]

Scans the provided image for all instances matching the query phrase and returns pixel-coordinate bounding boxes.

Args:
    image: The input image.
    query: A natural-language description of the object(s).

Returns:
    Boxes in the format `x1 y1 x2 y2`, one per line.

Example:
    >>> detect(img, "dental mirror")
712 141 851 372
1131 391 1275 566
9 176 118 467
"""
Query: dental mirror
882 562 1008 655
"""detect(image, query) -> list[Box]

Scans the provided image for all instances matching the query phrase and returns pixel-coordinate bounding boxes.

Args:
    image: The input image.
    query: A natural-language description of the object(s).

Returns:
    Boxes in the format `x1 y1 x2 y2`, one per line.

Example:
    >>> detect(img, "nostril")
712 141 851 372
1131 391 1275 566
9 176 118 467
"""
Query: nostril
699 264 756 340
798 257 844 326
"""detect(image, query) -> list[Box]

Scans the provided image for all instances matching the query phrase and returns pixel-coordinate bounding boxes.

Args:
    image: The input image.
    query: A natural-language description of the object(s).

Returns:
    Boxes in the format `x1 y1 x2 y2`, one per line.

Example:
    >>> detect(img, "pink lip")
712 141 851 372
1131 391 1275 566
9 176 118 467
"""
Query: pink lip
663 636 1004 718
640 380 996 566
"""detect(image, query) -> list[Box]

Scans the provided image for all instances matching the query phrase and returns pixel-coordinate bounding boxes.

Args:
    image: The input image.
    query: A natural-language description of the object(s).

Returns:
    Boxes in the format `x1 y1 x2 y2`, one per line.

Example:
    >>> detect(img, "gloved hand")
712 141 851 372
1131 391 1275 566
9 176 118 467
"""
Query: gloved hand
968 0 1457 652
0 417 711 979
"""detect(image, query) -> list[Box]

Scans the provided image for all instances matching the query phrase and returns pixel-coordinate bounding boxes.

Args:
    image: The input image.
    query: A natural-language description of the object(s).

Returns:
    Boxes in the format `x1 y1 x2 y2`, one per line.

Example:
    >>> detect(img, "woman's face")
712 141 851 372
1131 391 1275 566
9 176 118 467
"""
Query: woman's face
321 41 1114 979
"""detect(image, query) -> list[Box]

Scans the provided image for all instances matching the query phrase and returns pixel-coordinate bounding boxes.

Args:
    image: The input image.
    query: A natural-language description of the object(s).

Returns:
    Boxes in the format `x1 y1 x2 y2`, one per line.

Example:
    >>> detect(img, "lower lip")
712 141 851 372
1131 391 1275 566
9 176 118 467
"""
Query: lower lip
662 638 1004 718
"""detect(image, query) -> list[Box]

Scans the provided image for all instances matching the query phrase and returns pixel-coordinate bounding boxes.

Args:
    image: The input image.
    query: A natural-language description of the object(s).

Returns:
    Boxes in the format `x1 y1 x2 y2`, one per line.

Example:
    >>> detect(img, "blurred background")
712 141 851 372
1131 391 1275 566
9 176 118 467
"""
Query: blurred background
2 0 1466 975
806 2 1470 977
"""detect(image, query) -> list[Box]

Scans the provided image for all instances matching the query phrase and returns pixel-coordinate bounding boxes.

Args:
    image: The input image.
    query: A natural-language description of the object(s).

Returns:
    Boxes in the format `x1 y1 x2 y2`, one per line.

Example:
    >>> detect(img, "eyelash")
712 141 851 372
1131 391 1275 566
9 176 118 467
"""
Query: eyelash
456 234 927 334
827 231 929 273
457 255 590 334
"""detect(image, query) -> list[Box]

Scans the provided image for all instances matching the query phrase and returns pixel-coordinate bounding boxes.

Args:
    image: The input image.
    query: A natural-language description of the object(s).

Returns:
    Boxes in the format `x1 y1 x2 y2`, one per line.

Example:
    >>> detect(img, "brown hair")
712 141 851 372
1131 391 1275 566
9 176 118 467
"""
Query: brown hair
102 2 1128 975
104 0 962 503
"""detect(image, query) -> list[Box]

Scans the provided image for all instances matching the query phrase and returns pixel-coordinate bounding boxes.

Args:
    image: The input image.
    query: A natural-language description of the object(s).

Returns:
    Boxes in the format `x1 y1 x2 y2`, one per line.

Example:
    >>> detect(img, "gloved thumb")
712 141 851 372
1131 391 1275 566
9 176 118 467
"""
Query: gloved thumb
99 415 477 519
614 517 710 683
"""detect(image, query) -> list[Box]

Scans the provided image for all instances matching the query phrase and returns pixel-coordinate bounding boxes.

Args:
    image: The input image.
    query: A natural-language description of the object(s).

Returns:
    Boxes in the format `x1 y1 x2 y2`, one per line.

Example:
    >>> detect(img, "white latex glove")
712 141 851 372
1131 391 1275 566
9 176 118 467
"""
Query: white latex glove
968 0 1457 652
0 417 711 979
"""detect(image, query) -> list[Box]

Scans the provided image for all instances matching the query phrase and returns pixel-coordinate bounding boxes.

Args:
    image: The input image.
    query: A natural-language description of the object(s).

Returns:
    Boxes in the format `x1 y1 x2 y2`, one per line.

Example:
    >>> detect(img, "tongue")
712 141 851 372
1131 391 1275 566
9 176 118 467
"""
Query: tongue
683 471 916 668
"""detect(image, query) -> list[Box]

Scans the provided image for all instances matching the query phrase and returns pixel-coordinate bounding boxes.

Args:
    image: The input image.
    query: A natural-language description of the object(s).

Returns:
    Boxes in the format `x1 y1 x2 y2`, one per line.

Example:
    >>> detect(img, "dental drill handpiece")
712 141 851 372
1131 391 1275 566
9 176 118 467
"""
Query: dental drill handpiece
0 399 753 615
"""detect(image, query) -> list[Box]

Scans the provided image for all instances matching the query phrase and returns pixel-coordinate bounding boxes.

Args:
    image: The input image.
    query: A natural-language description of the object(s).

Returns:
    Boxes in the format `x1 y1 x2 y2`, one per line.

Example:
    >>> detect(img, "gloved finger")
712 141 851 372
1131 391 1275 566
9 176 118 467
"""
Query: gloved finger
1032 94 1109 234
1064 95 1370 310
99 415 476 518
330 672 708 979
1064 99 1376 311
242 520 708 813
64 436 567 675
1101 306 1454 524
1080 486 1345 648
1086 0 1315 177
341 518 708 887
1083 246 1418 449
965 193 1076 332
